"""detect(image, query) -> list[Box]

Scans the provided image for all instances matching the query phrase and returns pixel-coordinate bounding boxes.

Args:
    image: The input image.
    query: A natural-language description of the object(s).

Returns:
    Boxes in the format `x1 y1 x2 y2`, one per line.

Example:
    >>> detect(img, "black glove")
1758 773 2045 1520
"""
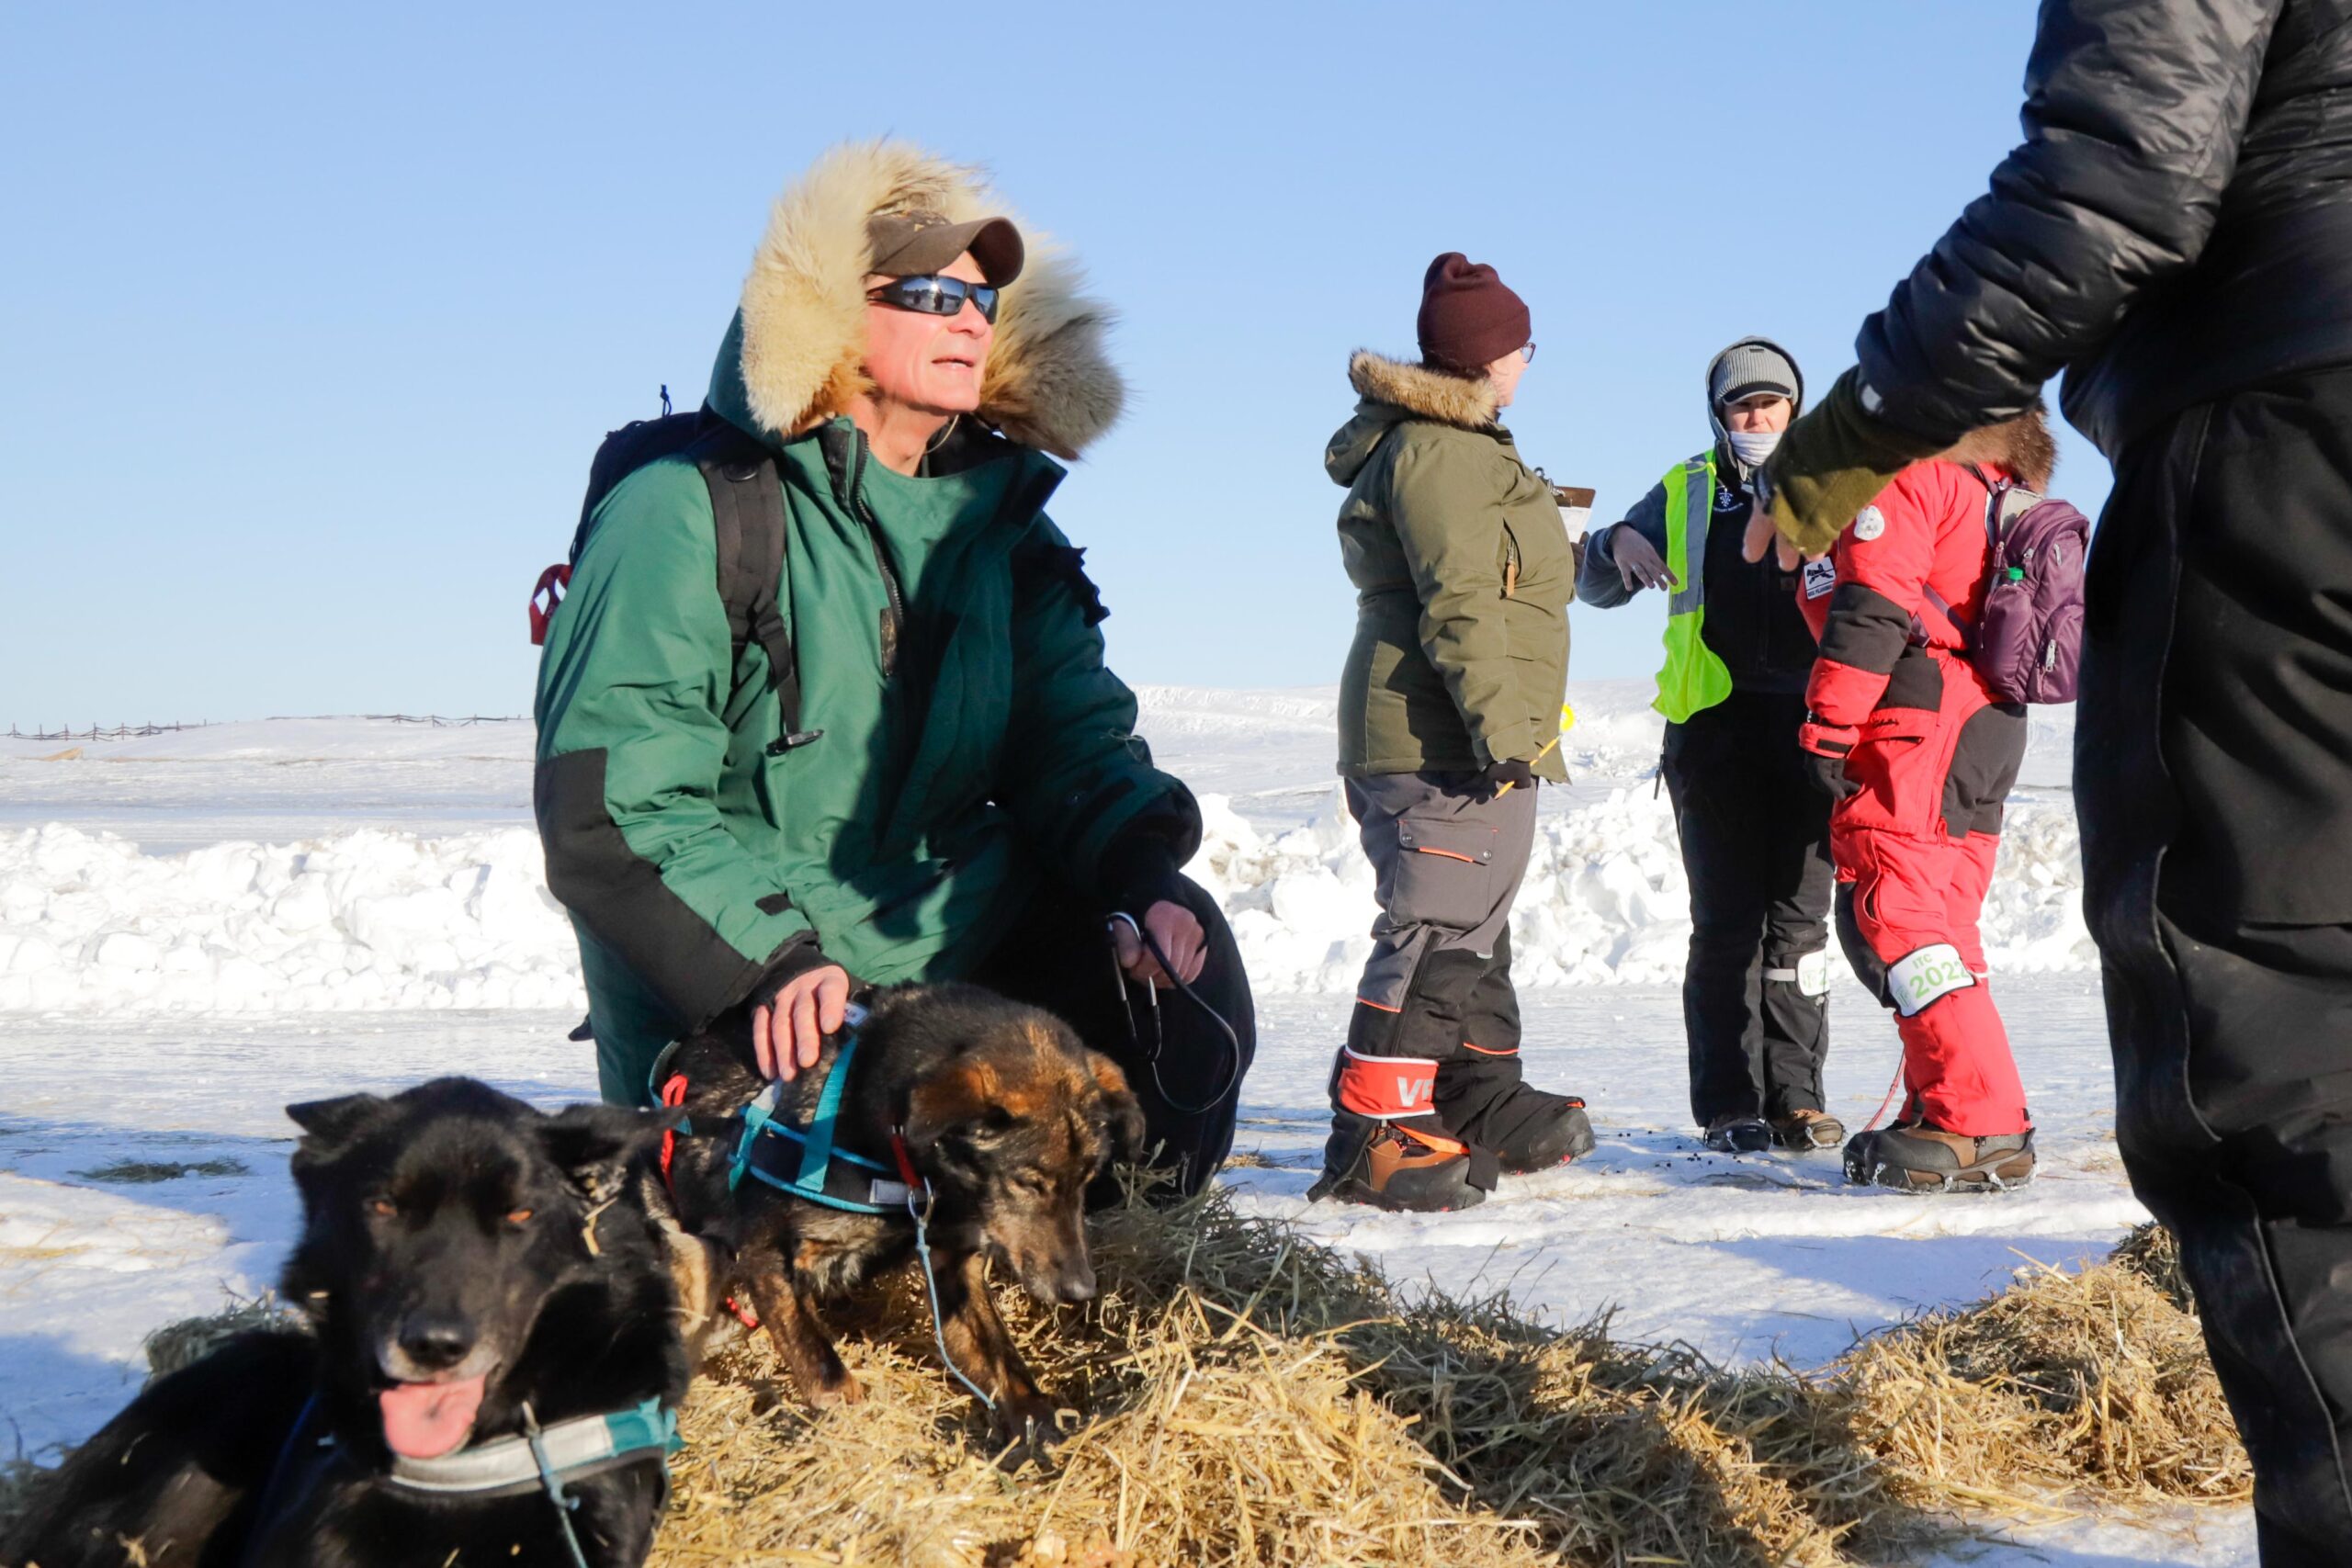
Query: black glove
1480 757 1538 799
1796 716 1862 801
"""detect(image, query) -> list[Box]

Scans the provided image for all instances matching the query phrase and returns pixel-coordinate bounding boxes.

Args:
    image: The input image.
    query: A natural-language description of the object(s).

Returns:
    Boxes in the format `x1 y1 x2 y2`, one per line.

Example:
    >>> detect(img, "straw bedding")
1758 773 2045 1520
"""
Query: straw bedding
4 1197 2251 1567
645 1185 2247 1566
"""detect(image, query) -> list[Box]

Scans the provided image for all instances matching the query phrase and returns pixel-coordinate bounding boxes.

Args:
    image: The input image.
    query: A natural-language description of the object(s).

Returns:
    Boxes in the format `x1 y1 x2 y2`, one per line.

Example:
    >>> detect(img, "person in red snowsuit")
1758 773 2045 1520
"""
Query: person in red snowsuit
1795 411 2056 1189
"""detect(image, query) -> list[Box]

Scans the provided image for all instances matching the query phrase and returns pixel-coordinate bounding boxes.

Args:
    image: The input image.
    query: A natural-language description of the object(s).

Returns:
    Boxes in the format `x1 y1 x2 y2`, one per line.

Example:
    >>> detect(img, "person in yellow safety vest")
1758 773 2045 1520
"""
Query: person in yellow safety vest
1576 338 1842 1155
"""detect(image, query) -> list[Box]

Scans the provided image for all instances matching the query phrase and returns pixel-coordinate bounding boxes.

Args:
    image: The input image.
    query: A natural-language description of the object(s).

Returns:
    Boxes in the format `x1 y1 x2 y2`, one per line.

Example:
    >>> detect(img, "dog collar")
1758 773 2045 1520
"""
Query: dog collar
381 1397 680 1496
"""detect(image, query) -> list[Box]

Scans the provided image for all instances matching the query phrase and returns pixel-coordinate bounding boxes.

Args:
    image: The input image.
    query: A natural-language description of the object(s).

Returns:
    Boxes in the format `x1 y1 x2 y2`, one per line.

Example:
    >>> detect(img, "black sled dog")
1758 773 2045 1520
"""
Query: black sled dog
658 982 1145 1443
6 1078 687 1568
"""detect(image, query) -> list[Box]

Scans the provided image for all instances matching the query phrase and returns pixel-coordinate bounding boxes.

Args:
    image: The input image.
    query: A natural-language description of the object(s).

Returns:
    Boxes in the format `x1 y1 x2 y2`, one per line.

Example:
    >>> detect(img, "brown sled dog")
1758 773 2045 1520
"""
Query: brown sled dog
658 983 1144 1440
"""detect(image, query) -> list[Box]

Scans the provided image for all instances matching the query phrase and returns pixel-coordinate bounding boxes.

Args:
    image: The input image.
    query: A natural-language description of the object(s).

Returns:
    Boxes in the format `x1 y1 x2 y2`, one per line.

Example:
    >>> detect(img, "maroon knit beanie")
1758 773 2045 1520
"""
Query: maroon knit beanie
1416 253 1530 373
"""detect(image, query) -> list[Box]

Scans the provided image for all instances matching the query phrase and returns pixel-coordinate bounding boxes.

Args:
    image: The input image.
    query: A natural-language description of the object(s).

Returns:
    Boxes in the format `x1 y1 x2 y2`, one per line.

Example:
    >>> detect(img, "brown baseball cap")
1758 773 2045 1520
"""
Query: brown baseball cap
865 209 1024 287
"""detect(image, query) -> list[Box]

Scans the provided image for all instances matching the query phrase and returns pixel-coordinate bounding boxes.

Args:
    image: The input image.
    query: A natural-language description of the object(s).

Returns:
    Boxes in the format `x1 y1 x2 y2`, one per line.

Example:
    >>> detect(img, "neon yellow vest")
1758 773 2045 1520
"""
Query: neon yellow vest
1652 454 1736 723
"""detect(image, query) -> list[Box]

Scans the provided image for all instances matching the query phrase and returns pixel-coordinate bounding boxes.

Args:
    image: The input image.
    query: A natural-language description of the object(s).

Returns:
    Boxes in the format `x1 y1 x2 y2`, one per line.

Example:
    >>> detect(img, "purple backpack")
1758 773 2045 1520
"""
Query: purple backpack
1926 468 2089 705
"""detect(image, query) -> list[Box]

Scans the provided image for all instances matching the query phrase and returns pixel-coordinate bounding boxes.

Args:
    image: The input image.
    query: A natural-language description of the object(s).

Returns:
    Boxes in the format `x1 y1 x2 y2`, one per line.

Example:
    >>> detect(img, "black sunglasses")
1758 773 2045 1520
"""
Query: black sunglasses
865 274 1001 324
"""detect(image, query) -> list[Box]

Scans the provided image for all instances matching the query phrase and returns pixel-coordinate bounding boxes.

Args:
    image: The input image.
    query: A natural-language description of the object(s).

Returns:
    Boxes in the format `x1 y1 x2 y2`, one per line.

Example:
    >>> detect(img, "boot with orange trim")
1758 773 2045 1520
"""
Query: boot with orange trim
1455 1082 1594 1173
1844 1121 2036 1190
1307 1048 1498 1212
1435 949 1594 1174
1309 1111 1495 1212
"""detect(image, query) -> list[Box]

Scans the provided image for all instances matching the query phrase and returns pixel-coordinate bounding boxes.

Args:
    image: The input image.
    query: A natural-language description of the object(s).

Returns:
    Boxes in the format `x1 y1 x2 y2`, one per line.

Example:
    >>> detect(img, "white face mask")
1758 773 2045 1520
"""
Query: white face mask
1724 428 1783 468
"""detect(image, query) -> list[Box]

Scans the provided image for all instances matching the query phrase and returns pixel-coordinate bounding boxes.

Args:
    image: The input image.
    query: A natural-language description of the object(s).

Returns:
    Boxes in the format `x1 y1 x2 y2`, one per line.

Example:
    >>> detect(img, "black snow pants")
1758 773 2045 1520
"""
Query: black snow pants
1662 689 1837 1129
972 871 1256 1202
2076 367 2352 1567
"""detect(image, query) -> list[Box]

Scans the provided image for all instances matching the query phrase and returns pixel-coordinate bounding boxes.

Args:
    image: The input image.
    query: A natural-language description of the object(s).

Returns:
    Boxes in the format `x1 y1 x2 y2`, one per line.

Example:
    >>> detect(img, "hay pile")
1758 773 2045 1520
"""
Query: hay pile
1 1200 2249 1567
656 1211 1558 1568
1839 1246 2248 1508
2111 1219 2196 1313
141 1292 303 1379
648 1190 2246 1567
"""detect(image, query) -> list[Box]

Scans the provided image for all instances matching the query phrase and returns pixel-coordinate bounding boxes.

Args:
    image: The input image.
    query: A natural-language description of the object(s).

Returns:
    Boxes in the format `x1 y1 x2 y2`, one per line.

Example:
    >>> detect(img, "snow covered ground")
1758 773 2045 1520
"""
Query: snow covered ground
0 686 2256 1564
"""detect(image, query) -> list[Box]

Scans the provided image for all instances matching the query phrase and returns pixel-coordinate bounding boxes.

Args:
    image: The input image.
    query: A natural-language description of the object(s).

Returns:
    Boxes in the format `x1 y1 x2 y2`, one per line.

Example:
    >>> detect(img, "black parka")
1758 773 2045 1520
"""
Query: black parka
1856 0 2352 458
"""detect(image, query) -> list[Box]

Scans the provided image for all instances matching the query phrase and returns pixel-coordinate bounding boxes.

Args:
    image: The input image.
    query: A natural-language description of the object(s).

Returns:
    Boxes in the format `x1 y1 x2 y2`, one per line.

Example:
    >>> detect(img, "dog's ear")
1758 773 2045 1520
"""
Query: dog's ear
539 1103 669 1200
1088 1055 1148 1165
286 1093 391 1153
903 1058 1014 1163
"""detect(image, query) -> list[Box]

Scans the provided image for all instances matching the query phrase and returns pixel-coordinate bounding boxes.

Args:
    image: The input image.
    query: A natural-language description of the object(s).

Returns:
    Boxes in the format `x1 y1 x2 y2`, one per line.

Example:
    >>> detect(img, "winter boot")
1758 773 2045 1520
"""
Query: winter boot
1308 1119 1493 1213
1459 1084 1595 1173
1770 1108 1846 1151
1844 1124 2036 1190
1703 1112 1773 1153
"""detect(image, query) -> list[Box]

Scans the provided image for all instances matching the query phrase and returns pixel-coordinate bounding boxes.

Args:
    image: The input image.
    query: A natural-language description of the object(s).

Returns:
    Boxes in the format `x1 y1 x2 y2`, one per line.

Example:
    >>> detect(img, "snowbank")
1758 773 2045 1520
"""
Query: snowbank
0 824 582 1012
0 785 2093 1012
1193 783 2095 994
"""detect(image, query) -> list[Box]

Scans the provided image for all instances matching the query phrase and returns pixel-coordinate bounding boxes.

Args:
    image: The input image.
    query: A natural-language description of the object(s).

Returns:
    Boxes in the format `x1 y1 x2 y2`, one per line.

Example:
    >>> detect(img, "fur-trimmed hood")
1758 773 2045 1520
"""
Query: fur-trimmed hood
706 141 1124 460
1938 402 2057 491
1326 350 1502 484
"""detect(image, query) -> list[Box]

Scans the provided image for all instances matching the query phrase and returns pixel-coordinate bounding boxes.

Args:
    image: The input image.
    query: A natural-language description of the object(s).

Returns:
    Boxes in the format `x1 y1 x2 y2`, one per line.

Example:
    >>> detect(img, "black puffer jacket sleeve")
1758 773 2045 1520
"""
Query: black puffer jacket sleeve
1857 0 2287 445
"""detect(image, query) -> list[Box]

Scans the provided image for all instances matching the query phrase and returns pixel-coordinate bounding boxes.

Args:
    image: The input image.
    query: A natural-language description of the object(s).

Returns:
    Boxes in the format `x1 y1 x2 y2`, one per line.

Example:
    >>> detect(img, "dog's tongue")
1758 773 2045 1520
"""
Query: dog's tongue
379 1375 486 1460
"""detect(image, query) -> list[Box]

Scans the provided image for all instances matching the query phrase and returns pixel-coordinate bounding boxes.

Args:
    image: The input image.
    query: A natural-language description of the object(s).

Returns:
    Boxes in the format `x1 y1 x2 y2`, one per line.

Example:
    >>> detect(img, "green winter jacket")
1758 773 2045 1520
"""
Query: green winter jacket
1328 351 1574 781
536 314 1193 1104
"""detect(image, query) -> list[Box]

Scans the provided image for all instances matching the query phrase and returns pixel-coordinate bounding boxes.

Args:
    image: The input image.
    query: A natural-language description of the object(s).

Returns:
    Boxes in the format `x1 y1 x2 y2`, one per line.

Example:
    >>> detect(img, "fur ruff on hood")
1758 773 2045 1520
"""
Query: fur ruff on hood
1937 402 2058 491
735 141 1124 459
1346 350 1501 431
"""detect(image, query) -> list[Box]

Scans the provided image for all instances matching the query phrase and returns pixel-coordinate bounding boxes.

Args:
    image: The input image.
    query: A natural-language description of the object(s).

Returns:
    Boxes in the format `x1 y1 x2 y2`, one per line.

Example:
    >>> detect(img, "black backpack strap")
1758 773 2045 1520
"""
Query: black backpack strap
690 424 819 752
1962 461 2010 551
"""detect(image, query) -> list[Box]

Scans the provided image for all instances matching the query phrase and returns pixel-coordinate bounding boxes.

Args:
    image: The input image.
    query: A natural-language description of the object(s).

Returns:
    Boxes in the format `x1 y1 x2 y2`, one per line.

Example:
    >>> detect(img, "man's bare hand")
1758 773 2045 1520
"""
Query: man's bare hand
1113 900 1207 987
1742 502 1809 571
751 964 850 1080
1610 527 1680 592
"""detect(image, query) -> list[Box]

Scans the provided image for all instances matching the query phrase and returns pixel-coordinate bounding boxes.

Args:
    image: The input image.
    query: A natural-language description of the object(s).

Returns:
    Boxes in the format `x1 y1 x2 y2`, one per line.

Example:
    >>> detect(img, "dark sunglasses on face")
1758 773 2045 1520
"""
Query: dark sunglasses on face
865 274 1001 324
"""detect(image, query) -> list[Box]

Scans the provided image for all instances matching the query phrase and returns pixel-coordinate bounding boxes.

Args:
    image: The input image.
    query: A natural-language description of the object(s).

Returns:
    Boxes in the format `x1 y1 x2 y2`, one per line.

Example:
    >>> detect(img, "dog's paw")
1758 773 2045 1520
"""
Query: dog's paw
989 1390 1067 1450
808 1370 865 1408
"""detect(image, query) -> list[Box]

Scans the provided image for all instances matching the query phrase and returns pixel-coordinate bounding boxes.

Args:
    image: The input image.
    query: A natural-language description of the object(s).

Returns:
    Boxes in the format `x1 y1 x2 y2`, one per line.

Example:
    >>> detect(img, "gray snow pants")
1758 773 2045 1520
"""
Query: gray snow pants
1328 771 1539 1164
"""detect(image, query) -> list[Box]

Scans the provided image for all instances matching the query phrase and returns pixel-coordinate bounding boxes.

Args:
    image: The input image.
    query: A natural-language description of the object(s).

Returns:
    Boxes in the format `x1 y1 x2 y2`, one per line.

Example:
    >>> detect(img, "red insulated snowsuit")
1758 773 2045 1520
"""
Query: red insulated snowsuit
1799 458 2031 1137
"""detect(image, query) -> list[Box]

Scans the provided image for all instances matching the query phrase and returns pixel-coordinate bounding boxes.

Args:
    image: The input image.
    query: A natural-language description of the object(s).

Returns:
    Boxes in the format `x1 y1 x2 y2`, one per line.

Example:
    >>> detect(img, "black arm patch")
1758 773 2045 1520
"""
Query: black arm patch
1878 646 1945 714
1017 541 1110 626
1816 581 1914 676
534 749 790 1029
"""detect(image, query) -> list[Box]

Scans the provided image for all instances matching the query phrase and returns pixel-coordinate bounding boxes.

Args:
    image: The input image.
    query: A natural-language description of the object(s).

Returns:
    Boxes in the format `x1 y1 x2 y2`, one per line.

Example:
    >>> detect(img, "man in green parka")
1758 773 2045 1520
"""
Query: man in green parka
533 141 1253 1194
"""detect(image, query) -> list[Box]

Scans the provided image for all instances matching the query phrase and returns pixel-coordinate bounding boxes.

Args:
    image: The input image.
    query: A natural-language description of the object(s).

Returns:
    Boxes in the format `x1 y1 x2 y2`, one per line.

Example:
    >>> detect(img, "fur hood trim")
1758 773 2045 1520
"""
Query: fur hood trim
1347 350 1500 431
1938 402 2057 491
735 140 1124 459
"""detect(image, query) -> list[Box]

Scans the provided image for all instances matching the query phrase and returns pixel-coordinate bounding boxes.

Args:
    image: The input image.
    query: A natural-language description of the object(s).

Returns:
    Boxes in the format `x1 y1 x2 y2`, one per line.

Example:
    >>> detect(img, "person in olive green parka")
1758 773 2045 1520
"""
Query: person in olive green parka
1329 357 1575 784
1309 253 1593 1213
533 141 1253 1193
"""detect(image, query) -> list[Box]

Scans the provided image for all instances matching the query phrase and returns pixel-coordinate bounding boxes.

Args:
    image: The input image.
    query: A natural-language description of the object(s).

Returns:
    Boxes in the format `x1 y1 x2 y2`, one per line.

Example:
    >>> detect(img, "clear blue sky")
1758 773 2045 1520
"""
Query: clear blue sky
0 1 2105 724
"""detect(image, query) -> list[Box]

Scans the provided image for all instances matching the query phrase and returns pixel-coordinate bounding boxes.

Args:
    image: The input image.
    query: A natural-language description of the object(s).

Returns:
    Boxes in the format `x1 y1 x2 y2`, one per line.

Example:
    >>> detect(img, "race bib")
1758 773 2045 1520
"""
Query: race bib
1803 558 1838 601
1888 943 1975 1017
